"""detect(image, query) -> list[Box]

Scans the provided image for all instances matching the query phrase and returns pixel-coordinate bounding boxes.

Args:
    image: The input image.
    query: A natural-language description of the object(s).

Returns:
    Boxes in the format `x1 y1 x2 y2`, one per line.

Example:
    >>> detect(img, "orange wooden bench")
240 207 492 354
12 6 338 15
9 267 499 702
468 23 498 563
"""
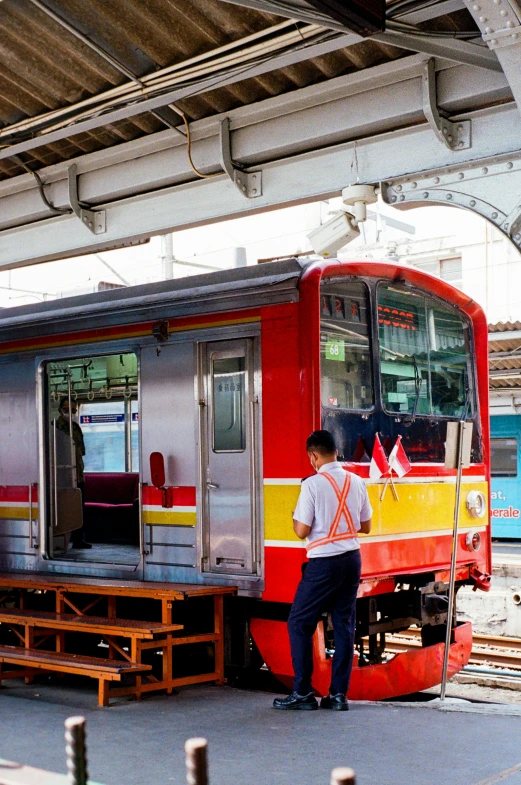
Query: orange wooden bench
0 574 236 705
0 644 152 706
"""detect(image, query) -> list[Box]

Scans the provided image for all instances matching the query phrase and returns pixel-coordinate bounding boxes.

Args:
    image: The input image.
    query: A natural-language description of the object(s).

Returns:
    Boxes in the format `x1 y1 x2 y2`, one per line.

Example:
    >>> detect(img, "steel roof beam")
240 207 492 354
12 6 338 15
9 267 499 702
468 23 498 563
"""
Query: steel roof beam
463 0 521 115
0 54 514 269
219 0 501 70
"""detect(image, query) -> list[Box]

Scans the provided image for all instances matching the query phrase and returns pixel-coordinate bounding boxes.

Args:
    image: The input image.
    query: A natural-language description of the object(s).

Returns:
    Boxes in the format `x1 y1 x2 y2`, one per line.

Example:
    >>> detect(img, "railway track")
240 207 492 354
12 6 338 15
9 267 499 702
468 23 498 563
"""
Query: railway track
386 629 521 671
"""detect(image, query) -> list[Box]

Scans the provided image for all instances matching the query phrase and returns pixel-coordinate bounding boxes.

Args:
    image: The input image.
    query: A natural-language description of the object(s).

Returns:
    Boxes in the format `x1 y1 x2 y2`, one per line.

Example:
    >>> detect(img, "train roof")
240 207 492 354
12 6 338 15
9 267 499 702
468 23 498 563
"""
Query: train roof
0 257 308 343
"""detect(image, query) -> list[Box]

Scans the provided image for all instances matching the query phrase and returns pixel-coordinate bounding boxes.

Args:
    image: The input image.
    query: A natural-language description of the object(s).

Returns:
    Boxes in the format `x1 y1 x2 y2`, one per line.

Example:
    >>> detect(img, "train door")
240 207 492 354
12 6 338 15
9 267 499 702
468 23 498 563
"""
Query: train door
41 353 141 571
199 338 261 578
140 341 199 583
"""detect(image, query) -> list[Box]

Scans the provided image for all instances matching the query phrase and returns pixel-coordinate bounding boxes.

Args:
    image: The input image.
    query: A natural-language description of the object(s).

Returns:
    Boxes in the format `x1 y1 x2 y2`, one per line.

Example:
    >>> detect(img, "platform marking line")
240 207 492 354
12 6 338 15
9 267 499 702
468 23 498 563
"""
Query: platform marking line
473 762 521 785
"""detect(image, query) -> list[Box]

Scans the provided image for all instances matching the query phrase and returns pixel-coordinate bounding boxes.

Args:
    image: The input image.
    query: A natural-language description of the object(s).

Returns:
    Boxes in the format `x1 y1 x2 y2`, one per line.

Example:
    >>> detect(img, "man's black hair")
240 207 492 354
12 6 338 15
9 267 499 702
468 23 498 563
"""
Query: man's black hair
306 430 337 456
59 396 74 411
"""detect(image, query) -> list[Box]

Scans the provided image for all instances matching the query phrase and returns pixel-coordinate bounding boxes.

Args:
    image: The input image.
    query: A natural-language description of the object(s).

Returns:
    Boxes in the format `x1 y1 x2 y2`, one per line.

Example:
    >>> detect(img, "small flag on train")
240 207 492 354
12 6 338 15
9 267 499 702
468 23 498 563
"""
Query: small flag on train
388 435 411 478
369 434 389 480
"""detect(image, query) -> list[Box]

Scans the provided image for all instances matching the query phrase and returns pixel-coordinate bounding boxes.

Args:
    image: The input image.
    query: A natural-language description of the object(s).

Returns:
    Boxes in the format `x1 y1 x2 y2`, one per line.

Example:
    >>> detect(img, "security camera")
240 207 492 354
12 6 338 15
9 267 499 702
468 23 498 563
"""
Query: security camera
307 211 360 257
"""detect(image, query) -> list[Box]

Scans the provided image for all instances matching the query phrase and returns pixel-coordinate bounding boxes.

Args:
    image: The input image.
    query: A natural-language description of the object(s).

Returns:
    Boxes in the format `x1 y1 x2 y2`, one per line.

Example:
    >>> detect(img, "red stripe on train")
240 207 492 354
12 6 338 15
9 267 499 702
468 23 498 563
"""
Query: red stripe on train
263 538 487 603
0 486 37 503
142 486 196 506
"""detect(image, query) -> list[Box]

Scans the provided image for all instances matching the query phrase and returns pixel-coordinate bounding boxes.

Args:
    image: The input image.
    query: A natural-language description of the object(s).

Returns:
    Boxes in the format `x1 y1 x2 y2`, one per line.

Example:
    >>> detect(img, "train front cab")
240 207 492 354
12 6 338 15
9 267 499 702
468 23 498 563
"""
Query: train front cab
250 260 492 700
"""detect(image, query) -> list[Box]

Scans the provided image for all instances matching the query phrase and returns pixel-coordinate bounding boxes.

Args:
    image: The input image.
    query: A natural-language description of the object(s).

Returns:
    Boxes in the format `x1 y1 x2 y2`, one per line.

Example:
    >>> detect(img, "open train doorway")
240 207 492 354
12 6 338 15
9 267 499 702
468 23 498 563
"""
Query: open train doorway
43 351 140 568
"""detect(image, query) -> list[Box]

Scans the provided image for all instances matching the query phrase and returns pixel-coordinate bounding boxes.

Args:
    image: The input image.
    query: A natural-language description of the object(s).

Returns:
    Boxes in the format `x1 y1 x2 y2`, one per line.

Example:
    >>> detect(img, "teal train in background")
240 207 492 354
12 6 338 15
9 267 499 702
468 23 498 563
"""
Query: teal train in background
491 414 521 539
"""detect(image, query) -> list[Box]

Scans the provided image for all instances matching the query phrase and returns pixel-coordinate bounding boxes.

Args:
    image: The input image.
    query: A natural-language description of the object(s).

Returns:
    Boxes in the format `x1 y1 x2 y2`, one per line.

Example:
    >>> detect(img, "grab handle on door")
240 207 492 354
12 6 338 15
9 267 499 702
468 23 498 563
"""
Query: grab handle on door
207 482 219 489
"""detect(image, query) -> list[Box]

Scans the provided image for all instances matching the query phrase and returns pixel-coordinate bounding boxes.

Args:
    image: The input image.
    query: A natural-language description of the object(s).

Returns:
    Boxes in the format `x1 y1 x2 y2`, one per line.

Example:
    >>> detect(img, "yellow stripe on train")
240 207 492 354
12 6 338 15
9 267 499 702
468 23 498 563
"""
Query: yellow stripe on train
142 508 196 526
263 480 489 542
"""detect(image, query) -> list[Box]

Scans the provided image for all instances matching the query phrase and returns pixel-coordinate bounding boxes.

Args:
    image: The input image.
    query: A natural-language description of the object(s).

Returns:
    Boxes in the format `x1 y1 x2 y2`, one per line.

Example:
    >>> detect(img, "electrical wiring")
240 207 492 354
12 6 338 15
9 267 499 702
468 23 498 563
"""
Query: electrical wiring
0 22 323 143
386 19 483 39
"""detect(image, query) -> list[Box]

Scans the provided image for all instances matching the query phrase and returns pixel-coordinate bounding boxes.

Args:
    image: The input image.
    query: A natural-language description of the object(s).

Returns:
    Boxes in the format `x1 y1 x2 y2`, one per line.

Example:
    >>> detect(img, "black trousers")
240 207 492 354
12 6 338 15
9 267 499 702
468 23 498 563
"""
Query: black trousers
287 548 361 696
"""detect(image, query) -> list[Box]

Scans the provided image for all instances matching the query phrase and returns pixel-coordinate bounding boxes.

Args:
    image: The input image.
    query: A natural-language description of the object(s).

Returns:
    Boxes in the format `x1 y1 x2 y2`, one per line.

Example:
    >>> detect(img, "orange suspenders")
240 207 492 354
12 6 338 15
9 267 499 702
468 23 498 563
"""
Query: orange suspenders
306 471 358 553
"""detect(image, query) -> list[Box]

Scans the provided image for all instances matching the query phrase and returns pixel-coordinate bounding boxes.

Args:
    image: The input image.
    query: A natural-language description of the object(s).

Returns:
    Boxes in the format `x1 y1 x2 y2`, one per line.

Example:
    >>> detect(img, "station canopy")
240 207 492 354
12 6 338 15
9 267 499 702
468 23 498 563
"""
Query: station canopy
0 0 517 268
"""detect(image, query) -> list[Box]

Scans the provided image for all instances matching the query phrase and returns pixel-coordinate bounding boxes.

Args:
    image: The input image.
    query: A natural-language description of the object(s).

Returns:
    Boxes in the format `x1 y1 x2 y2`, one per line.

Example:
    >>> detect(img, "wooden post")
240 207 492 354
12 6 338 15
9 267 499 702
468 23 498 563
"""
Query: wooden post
24 625 34 684
107 596 116 660
185 738 208 785
164 633 173 694
56 591 65 653
213 594 225 685
330 767 356 785
98 679 109 707
131 638 142 700
64 715 88 785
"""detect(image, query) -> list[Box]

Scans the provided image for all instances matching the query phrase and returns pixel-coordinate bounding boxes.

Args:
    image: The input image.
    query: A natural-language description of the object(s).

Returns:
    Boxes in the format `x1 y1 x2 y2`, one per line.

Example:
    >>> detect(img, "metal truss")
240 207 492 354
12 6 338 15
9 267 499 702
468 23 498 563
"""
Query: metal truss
464 0 521 112
0 54 515 269
380 149 521 251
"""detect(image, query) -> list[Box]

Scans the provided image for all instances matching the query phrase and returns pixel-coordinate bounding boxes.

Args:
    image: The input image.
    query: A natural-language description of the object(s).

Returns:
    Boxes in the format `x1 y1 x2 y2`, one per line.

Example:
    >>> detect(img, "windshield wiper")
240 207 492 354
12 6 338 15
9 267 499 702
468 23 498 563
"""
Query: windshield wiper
404 355 422 425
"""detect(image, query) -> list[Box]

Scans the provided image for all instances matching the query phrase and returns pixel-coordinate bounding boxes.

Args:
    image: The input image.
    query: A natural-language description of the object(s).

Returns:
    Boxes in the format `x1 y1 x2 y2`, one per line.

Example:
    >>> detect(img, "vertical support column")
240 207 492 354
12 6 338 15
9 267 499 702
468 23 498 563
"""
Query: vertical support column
213 594 225 685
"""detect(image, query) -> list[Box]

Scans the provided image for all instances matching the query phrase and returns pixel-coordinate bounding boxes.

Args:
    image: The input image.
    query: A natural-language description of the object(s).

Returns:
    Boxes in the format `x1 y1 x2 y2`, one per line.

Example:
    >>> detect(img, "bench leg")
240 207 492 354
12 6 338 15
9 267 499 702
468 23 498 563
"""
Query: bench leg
214 595 225 686
164 634 173 694
55 592 65 654
107 596 116 661
24 627 34 685
131 639 142 701
98 679 109 707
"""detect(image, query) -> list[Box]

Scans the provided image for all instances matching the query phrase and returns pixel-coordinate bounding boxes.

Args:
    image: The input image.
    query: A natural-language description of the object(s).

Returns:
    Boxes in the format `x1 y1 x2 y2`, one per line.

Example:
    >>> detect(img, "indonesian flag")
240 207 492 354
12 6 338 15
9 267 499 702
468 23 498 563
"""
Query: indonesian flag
370 434 390 480
388 435 411 478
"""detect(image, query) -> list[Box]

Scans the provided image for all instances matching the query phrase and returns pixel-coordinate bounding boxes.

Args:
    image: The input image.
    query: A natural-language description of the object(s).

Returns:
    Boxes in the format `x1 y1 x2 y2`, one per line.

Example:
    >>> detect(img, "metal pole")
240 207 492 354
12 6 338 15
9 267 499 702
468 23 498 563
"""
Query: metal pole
53 419 58 530
440 410 468 700
64 716 88 785
185 738 208 785
67 374 76 486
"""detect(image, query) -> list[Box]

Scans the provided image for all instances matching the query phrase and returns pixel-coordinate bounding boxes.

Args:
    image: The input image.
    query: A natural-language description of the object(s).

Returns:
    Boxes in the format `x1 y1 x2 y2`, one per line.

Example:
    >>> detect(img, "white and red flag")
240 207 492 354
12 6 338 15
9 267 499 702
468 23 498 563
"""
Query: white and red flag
388 435 411 478
370 434 390 480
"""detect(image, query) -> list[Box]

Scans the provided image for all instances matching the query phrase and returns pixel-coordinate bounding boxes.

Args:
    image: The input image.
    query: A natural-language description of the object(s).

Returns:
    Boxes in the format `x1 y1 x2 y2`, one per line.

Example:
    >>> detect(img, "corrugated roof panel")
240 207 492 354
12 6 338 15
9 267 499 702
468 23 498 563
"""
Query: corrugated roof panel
0 0 482 182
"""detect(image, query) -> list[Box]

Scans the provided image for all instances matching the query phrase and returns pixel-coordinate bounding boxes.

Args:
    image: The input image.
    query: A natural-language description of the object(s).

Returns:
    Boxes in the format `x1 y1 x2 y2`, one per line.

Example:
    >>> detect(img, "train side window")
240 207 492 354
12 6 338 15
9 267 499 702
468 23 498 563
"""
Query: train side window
378 287 430 415
320 281 373 410
212 356 246 452
491 438 518 476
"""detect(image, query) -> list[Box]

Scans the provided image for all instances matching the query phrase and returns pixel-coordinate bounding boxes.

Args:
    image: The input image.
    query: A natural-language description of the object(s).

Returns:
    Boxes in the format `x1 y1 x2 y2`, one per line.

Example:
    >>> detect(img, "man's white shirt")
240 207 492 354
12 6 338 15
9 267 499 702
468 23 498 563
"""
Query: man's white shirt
293 461 373 558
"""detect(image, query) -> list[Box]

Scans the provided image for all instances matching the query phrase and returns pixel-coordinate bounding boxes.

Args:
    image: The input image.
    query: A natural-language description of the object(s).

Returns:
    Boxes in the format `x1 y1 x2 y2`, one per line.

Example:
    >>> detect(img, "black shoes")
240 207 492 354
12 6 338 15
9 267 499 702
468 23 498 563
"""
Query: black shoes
320 694 349 711
273 691 318 710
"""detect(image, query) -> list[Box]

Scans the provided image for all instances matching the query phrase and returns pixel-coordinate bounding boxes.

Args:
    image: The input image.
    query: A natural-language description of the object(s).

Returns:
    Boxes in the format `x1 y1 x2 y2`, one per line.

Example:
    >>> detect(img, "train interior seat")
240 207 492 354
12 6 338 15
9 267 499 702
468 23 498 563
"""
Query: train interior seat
83 472 139 545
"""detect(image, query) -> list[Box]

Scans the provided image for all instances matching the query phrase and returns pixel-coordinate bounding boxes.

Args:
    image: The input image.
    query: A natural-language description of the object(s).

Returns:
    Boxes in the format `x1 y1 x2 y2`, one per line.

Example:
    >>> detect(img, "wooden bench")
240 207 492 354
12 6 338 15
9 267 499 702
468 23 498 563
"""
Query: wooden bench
0 644 152 706
0 609 184 705
0 573 236 705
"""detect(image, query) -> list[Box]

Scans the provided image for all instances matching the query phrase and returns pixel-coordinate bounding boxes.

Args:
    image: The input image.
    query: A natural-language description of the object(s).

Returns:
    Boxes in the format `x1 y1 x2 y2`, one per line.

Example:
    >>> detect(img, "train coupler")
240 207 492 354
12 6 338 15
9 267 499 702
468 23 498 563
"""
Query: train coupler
470 566 492 592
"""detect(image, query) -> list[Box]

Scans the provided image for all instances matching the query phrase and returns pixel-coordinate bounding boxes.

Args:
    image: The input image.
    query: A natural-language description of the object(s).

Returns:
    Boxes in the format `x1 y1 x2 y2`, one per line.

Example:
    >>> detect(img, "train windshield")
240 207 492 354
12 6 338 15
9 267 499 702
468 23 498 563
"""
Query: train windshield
378 285 471 419
320 281 373 410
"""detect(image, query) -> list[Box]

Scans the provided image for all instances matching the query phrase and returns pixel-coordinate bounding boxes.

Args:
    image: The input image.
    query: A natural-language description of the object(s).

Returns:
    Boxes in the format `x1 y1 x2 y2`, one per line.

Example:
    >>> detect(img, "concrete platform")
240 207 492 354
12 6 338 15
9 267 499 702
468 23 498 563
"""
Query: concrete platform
0 681 520 785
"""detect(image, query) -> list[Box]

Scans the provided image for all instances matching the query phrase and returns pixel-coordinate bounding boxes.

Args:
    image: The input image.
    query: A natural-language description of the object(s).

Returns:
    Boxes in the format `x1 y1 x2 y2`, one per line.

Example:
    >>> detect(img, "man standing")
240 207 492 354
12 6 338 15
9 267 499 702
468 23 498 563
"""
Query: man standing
273 429 372 711
56 397 92 549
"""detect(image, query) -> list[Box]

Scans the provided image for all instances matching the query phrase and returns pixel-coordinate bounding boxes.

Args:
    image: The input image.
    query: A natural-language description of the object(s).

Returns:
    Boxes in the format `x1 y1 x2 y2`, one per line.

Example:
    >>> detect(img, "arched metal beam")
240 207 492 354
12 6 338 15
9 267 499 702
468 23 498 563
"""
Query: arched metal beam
380 149 521 251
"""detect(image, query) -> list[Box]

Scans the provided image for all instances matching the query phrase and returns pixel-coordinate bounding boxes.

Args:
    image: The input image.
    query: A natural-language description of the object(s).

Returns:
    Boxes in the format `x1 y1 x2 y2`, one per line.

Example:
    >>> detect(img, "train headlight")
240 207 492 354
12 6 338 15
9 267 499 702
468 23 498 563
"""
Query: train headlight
465 530 482 552
466 490 487 519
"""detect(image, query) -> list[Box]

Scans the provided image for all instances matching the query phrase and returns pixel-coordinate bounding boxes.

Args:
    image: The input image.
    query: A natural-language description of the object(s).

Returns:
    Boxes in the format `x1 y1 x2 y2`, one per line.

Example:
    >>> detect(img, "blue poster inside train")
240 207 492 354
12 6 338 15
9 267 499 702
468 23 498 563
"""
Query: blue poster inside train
491 414 521 539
